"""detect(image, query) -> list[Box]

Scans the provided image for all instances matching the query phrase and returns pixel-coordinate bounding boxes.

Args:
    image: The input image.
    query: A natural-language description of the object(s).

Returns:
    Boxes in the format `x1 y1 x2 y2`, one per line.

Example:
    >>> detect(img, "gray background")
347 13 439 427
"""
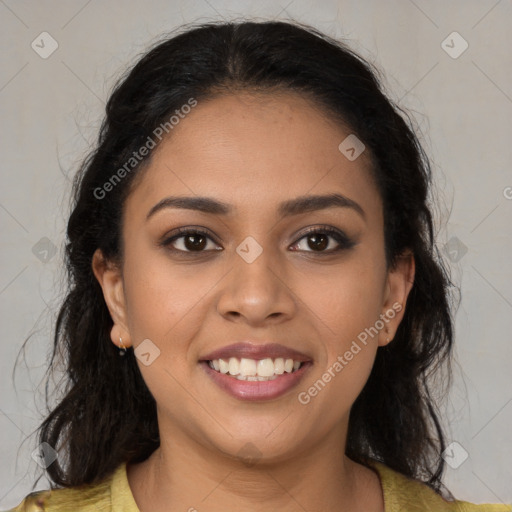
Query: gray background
1 0 511 508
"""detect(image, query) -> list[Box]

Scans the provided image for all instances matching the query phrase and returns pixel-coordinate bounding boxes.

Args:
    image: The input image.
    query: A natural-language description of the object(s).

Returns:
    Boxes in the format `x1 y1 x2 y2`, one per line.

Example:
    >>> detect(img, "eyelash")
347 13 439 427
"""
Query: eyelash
160 225 356 255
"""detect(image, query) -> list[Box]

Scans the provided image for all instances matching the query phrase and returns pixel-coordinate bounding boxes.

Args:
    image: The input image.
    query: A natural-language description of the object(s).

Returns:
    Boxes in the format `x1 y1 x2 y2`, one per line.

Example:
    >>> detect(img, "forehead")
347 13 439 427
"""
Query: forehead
125 91 381 222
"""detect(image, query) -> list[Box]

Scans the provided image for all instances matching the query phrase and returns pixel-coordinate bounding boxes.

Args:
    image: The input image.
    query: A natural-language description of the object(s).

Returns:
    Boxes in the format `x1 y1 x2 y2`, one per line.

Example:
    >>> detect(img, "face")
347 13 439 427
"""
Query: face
94 91 414 463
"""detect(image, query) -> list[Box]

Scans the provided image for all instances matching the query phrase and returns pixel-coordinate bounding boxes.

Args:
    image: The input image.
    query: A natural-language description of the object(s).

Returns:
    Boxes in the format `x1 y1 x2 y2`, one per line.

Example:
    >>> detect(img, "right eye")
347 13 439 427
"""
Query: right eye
161 227 223 253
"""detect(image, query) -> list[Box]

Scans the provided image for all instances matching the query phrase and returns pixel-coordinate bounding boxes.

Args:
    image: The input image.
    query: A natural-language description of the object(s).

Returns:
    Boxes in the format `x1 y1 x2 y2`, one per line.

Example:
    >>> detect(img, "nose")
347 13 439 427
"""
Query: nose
216 244 297 326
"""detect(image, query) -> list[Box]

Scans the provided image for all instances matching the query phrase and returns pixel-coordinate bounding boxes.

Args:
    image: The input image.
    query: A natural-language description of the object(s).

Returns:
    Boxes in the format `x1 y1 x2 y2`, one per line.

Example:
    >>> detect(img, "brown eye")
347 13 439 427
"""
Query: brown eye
291 227 355 253
181 233 208 251
162 228 221 253
305 232 329 251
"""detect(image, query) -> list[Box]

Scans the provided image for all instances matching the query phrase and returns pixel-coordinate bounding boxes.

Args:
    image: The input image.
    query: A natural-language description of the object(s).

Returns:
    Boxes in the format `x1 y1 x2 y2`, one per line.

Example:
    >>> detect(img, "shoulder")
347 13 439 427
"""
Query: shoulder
6 486 109 512
369 460 511 512
6 464 125 512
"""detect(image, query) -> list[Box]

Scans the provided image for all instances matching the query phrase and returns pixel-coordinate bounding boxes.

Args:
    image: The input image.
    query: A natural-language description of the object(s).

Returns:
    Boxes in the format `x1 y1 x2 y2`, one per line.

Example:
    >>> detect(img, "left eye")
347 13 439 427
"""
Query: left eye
291 227 355 253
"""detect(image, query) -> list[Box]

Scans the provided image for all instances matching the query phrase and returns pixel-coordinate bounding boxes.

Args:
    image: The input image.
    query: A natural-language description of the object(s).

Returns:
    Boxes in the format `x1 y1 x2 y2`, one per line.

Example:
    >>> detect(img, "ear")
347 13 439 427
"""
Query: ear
91 248 131 349
378 249 415 347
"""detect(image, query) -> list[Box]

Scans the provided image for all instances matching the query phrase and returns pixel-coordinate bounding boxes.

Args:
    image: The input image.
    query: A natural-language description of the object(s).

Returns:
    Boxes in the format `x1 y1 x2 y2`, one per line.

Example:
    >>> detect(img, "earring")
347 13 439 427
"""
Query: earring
119 336 127 356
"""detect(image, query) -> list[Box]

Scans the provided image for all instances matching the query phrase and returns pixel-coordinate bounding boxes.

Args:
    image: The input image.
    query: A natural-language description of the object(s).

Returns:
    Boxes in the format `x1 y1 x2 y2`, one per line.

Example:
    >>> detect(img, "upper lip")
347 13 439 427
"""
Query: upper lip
200 342 312 362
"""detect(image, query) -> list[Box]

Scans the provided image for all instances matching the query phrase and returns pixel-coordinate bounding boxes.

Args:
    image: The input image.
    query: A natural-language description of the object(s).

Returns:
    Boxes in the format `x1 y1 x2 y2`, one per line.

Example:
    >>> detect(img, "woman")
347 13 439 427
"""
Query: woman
9 19 510 512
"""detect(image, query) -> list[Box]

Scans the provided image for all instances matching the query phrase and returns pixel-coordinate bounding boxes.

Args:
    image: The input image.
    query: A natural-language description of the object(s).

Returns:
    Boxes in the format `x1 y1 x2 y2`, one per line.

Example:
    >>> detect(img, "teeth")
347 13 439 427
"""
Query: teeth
239 358 257 376
236 374 279 381
219 358 229 374
228 357 240 375
208 357 304 378
274 358 285 374
257 358 274 377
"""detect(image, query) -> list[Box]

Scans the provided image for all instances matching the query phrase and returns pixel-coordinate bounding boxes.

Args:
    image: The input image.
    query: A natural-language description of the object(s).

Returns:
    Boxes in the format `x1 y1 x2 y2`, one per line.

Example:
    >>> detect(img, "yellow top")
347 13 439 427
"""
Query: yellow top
7 460 511 511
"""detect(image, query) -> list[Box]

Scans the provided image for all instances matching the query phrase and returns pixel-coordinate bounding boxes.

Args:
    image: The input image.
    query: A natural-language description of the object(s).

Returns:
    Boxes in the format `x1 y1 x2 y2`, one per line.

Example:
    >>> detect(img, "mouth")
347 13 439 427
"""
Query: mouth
199 342 313 401
200 357 313 402
205 356 306 381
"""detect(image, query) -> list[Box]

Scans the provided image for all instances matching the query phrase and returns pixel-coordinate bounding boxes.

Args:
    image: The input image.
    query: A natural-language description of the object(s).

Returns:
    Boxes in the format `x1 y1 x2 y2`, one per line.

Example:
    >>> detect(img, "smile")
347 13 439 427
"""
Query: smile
208 357 303 381
201 358 312 401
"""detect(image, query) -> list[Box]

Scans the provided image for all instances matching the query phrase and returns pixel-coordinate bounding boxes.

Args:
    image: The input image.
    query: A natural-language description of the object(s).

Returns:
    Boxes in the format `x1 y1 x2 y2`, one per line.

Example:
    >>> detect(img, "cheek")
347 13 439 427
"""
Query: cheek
121 250 214 414
121 244 214 354
301 250 387 345
295 244 386 401
297 277 382 425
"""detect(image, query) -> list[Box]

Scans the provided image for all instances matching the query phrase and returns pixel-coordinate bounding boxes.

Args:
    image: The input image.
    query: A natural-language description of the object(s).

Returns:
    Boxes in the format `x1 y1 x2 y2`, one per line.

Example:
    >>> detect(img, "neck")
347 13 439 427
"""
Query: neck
126 422 383 512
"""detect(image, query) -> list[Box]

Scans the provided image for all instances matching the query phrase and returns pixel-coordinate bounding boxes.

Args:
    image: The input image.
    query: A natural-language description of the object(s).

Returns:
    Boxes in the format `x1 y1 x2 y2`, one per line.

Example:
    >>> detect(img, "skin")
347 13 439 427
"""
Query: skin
93 91 414 512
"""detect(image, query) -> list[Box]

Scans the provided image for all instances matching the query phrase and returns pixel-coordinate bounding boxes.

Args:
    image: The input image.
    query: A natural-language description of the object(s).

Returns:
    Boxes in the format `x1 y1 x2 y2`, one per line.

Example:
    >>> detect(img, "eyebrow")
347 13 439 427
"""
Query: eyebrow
146 193 366 221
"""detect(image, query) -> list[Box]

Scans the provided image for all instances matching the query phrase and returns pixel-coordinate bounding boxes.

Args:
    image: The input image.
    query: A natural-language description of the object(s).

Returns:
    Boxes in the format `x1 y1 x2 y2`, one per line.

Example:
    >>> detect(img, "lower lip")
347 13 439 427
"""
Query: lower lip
200 361 312 401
